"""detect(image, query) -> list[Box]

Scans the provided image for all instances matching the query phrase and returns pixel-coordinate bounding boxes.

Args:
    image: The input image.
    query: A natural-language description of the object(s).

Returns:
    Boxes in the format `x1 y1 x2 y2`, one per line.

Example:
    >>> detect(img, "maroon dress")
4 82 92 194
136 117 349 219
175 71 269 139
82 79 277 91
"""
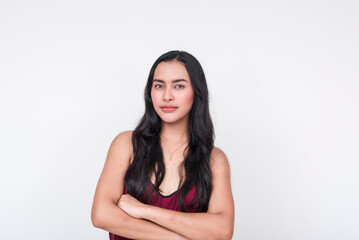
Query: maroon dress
109 182 197 240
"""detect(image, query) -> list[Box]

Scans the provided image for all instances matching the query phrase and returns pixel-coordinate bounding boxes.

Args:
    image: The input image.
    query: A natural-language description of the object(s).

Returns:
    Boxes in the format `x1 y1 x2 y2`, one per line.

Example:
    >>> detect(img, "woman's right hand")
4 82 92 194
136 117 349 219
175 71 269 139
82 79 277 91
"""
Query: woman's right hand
117 194 146 219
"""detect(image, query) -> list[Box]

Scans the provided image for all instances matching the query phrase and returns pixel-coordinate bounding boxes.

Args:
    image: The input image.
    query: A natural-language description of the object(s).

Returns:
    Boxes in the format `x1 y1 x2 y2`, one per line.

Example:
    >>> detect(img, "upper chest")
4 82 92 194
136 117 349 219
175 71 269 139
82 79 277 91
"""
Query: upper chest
150 161 185 196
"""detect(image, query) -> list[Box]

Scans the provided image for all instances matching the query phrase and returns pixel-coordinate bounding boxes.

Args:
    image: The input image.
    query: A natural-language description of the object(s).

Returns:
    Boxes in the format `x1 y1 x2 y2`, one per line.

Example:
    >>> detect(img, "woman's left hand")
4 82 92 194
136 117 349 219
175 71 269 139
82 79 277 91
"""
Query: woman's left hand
117 194 146 219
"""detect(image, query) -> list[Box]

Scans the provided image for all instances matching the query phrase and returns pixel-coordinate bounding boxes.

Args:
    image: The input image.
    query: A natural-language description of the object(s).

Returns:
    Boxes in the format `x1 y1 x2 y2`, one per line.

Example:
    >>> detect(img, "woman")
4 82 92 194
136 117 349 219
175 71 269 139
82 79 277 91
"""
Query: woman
91 50 235 240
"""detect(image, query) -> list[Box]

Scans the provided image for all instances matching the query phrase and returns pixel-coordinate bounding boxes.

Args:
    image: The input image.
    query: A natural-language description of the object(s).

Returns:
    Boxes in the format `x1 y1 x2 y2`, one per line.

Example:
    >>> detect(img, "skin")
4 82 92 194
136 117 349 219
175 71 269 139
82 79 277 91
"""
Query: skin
91 60 235 239
151 61 194 126
150 60 195 194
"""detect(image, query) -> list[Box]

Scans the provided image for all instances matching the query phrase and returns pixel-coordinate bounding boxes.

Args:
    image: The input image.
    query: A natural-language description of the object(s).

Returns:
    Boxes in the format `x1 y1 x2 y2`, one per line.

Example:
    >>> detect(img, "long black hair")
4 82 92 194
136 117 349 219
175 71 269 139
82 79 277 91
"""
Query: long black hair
124 50 214 212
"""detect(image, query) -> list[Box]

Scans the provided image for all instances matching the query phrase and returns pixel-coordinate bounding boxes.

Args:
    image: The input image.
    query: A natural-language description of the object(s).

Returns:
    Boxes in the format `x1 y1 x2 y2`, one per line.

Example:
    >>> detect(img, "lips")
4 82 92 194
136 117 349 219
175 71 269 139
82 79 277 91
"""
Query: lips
161 106 177 112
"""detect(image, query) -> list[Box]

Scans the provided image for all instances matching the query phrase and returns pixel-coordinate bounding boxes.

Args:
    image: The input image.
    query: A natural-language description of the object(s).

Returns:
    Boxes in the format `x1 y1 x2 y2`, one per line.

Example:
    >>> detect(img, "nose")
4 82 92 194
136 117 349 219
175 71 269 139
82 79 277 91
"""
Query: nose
163 88 174 101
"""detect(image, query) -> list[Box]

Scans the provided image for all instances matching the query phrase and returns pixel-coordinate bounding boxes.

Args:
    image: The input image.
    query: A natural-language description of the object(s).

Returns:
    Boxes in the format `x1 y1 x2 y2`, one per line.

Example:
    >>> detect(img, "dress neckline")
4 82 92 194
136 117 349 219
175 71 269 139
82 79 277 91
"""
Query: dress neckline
150 181 179 198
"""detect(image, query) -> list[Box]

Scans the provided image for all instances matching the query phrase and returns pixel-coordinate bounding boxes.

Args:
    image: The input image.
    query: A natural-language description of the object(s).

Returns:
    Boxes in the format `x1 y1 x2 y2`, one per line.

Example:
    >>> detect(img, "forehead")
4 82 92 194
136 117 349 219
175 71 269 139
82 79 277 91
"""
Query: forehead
153 61 190 82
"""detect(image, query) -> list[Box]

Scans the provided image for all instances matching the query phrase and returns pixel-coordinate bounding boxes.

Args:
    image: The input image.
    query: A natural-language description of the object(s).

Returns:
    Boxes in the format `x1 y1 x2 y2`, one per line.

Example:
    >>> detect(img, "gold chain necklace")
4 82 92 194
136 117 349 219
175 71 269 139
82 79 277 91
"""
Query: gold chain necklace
161 135 188 161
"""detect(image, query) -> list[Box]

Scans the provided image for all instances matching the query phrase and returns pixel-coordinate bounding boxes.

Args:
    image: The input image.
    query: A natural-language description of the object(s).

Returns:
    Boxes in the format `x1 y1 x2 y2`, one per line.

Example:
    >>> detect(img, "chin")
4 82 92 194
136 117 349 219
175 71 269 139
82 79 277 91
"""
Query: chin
159 114 189 124
160 116 181 124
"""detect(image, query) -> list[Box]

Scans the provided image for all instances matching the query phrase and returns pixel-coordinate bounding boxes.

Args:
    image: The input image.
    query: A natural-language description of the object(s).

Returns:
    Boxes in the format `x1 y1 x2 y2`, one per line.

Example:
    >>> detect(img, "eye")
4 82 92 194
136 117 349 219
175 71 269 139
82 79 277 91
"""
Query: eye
154 84 164 89
175 84 184 89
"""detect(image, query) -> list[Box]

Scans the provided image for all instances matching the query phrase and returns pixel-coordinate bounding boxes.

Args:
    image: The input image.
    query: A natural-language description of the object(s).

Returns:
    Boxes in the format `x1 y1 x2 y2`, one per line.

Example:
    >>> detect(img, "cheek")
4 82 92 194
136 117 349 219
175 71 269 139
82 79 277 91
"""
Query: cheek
151 90 159 106
180 89 194 106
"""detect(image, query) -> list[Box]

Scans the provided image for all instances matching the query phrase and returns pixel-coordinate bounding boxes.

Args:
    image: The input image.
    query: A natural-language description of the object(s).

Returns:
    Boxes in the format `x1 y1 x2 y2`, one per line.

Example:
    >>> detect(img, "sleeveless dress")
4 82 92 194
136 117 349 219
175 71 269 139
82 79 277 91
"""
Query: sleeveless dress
109 182 197 240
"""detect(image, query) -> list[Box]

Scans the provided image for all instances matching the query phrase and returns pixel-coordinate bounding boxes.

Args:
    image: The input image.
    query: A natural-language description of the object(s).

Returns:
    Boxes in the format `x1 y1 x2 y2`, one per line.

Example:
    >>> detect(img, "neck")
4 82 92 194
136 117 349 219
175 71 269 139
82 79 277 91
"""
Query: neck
160 118 190 144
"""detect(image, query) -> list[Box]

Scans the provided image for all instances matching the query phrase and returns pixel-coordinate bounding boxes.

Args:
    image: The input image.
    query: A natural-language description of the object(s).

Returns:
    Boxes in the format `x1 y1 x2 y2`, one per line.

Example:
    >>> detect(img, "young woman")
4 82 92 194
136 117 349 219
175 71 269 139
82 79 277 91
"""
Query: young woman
91 50 235 240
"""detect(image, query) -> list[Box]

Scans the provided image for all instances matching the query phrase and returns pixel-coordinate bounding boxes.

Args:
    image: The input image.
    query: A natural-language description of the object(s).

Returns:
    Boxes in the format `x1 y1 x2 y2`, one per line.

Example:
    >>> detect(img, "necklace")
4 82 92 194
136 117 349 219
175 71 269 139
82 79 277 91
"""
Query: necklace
161 135 188 161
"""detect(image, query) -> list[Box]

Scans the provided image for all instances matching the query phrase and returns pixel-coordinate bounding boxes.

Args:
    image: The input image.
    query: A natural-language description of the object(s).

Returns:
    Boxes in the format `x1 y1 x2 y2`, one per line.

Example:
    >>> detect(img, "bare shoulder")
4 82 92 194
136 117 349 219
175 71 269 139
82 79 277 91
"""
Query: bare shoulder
107 130 134 163
113 130 133 144
112 130 133 150
210 147 230 176
208 147 234 218
92 130 134 210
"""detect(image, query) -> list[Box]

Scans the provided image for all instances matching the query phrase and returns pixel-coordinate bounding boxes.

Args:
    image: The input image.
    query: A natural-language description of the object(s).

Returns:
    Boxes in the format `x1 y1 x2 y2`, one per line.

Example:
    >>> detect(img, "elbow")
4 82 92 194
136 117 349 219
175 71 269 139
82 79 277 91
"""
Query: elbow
222 226 234 240
220 213 234 240
197 225 233 240
91 204 111 229
91 209 105 229
91 204 129 230
213 224 233 240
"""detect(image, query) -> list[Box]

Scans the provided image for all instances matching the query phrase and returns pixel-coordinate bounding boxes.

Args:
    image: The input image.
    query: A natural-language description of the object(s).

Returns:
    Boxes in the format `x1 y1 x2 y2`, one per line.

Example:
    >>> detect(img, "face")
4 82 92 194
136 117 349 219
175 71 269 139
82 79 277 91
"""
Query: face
151 61 195 124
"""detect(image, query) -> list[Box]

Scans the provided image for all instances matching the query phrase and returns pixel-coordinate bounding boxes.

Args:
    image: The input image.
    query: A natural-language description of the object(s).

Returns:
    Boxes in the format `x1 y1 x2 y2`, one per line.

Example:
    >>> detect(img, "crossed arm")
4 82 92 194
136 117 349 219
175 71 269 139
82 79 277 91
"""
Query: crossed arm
91 131 234 240
118 188 234 240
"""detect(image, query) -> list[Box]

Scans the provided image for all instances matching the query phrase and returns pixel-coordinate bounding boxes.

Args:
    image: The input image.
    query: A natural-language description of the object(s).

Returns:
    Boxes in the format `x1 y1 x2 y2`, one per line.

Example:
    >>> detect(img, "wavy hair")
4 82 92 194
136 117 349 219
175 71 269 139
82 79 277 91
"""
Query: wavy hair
124 50 214 212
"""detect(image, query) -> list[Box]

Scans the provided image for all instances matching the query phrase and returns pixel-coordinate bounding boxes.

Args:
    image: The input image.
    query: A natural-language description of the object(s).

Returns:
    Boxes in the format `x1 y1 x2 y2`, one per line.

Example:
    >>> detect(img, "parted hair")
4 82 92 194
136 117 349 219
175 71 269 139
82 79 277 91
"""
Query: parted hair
124 50 214 212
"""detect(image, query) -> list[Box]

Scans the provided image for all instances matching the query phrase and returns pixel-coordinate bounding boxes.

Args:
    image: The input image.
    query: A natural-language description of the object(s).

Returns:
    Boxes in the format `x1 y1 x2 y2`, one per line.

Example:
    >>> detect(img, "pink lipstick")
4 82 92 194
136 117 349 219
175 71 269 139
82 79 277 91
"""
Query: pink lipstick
161 106 177 112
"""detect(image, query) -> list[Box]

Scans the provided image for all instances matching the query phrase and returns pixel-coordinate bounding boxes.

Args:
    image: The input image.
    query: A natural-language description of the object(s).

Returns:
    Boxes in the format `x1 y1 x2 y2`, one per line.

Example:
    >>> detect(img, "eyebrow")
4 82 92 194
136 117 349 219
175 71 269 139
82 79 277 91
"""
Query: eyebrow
153 79 188 83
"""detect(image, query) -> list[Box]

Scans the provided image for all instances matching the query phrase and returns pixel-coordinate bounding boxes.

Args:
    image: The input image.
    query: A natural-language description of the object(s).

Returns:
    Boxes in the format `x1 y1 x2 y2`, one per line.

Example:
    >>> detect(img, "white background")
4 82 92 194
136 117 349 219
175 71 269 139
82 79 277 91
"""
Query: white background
1 0 358 239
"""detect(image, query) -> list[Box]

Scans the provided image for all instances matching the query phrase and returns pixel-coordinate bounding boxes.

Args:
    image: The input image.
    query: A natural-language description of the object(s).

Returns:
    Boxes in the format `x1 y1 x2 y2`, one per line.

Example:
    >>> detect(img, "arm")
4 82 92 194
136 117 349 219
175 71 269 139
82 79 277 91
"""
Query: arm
118 147 235 240
91 131 187 240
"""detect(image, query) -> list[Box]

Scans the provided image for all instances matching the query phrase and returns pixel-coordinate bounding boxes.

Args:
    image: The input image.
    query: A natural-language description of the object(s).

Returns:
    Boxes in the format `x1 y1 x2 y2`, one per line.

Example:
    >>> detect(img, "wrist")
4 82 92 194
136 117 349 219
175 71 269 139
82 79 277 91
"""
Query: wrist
142 204 152 220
